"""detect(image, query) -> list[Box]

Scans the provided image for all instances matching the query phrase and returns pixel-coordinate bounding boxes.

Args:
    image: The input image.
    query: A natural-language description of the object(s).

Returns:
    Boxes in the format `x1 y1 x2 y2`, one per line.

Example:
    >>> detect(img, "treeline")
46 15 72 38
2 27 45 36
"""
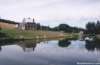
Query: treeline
85 20 100 34
0 18 19 24
40 24 84 33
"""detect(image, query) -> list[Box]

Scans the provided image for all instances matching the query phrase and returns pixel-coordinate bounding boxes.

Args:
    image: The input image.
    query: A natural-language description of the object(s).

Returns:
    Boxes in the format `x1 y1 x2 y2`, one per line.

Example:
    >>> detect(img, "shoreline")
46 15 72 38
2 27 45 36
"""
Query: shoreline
0 36 74 40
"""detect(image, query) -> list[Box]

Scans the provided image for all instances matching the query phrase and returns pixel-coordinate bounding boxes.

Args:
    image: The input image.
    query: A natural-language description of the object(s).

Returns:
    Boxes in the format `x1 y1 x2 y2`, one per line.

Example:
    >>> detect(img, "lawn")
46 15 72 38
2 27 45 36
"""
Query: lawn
0 28 78 39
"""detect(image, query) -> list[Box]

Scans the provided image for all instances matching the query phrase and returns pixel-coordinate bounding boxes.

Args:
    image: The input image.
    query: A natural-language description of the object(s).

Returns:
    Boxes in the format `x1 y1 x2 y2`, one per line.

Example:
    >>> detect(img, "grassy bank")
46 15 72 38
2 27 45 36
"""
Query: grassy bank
96 35 100 39
0 28 78 39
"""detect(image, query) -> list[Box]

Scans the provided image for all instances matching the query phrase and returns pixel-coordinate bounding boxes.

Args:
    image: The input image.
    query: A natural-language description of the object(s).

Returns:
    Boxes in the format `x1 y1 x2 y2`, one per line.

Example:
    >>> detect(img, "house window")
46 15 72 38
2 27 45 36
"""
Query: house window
31 26 33 29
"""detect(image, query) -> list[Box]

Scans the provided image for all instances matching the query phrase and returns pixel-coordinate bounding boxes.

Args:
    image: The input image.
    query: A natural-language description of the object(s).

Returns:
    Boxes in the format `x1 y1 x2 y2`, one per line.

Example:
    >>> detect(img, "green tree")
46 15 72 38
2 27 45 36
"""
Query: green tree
95 20 100 34
36 23 41 30
58 24 71 32
86 22 95 34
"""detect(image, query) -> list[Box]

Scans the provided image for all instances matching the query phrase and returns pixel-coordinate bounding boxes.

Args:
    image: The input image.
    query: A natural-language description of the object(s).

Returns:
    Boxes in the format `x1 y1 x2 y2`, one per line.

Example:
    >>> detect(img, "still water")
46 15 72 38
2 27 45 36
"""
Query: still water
0 38 100 65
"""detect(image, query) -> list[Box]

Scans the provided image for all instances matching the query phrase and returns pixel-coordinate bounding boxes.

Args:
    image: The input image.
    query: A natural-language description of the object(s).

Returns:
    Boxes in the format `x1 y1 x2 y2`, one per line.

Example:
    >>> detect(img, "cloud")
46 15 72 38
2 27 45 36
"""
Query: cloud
0 0 100 28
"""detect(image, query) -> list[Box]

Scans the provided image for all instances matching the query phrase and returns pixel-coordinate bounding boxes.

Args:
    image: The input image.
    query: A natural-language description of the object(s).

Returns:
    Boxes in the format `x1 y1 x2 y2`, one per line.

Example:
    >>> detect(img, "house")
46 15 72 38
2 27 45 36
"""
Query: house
18 18 40 30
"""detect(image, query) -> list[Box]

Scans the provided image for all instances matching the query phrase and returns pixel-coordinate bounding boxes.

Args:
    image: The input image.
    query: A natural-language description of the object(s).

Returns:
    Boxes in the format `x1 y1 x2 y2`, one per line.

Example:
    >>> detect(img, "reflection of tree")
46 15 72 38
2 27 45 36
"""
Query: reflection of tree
58 39 71 47
0 39 39 52
85 41 95 51
85 39 100 51
0 32 8 38
0 46 1 52
0 39 18 44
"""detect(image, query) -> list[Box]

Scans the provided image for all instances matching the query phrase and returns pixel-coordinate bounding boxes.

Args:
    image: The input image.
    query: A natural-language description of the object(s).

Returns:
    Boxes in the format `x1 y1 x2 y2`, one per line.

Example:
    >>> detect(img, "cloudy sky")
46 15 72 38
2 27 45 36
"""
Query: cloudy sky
0 0 100 28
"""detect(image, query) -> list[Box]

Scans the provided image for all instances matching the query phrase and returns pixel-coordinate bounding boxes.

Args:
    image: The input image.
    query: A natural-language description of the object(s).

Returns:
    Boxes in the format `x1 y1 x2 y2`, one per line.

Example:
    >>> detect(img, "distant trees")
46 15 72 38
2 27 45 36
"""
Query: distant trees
51 24 84 33
40 25 50 30
58 24 71 32
0 18 19 24
36 23 41 30
39 23 84 33
85 20 100 34
71 27 85 33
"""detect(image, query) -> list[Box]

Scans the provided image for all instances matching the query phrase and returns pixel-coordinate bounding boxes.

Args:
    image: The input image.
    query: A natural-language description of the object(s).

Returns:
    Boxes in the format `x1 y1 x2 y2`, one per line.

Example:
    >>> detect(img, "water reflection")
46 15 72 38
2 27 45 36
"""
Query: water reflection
0 38 100 65
0 38 75 52
0 32 8 38
58 38 78 47
0 39 39 52
0 38 100 52
85 39 100 51
0 46 1 52
58 39 71 47
19 42 37 52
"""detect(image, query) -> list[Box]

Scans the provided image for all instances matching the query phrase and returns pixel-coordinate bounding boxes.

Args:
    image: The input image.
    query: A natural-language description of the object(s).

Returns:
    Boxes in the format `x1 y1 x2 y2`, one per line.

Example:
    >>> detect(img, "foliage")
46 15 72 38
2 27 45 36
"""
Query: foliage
36 23 41 30
51 24 84 33
40 25 50 30
58 24 71 32
85 20 100 34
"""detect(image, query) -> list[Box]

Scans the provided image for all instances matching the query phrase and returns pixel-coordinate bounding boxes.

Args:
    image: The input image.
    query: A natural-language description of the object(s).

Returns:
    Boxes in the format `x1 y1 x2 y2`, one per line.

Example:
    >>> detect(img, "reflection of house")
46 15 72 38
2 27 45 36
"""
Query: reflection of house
19 43 36 52
23 47 34 52
18 18 40 30
79 31 84 40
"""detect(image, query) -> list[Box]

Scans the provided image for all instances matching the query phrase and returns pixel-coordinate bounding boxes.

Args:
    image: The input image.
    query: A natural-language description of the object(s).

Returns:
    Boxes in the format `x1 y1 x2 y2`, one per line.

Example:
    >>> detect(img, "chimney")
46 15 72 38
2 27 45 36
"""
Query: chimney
33 19 34 23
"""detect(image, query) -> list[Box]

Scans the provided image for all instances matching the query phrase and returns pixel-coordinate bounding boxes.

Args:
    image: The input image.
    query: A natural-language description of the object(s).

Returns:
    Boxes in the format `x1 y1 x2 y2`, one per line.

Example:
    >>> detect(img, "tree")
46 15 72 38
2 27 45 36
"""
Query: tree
85 20 100 34
71 27 85 33
95 20 100 34
51 23 84 33
40 25 50 30
36 23 41 30
58 24 71 32
86 22 95 34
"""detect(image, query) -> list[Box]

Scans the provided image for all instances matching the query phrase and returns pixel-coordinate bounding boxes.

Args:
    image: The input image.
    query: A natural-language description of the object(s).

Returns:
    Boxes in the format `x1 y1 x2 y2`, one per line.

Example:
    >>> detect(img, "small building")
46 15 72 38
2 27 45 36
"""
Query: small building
18 18 40 30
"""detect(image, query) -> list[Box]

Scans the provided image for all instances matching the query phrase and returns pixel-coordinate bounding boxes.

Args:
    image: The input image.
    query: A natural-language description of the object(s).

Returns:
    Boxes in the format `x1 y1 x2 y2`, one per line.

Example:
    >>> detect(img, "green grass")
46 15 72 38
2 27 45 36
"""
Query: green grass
0 28 78 39
96 35 100 39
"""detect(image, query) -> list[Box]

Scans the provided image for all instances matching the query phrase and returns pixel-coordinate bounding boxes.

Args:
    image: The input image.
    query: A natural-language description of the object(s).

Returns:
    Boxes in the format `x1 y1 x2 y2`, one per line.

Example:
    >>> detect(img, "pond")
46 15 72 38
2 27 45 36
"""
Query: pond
0 38 100 65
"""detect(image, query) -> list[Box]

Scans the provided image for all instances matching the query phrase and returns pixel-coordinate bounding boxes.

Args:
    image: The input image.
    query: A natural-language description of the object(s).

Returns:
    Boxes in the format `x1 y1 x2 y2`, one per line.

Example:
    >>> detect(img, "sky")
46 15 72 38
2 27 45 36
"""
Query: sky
0 0 100 28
